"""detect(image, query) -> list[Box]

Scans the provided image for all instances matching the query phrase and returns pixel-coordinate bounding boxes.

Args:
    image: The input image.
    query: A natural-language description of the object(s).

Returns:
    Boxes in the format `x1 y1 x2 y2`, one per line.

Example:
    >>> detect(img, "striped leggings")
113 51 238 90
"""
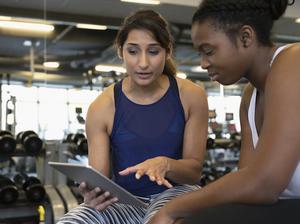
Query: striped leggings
57 184 200 224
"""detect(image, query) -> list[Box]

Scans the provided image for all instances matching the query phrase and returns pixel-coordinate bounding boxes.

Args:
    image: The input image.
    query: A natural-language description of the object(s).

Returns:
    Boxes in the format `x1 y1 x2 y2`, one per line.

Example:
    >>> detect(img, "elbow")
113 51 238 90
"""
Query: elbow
241 168 282 205
190 172 202 185
260 184 284 204
190 166 203 184
258 191 279 205
250 176 282 205
181 168 202 185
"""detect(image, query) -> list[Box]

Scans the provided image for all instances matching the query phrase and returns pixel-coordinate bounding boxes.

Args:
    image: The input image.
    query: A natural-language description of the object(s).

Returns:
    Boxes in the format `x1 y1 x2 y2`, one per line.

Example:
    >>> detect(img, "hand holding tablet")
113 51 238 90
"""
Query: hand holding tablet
48 161 148 208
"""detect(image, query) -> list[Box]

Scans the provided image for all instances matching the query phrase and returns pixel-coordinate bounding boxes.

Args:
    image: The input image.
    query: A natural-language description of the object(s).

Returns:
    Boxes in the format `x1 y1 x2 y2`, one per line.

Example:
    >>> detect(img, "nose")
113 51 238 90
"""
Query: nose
200 56 210 70
138 52 149 69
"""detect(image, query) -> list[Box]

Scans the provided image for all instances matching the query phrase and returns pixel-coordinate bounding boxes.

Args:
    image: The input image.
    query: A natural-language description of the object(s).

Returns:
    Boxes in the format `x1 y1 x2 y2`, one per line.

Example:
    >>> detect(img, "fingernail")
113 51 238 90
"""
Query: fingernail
135 174 140 179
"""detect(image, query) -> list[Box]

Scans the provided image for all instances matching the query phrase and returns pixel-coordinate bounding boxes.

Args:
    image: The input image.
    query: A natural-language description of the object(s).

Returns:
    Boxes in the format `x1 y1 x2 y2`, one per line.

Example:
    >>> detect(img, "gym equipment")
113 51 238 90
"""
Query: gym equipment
5 96 16 134
0 185 55 224
207 137 215 149
56 185 79 212
0 130 16 154
76 107 85 124
44 185 67 222
13 173 46 202
0 174 19 204
16 130 43 154
65 133 88 155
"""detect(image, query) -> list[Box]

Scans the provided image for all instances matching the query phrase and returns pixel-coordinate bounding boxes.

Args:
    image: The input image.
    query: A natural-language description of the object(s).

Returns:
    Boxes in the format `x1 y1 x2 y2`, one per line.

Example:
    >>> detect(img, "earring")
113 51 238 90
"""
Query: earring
242 33 248 47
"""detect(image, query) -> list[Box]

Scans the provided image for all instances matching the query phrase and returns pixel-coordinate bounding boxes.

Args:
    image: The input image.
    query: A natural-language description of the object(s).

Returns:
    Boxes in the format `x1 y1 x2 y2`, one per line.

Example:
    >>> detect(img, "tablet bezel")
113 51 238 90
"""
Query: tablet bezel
48 161 148 208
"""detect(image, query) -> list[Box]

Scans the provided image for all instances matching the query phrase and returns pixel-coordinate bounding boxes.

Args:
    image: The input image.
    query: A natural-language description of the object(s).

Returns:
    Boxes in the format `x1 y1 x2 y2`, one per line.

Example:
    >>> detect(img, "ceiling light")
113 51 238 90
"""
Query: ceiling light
95 65 126 73
43 62 60 68
190 66 207 73
120 0 160 5
176 72 187 79
0 16 12 21
23 40 32 47
0 21 54 32
76 23 107 30
296 18 300 23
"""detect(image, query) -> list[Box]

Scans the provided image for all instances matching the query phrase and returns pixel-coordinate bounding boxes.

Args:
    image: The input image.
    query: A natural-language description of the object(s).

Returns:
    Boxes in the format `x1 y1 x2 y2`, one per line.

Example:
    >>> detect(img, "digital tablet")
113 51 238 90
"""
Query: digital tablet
48 161 148 208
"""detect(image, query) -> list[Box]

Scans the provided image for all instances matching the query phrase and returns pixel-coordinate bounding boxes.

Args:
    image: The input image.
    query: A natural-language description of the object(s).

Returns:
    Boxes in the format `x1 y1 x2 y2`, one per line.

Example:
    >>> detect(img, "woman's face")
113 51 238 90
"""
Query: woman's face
191 20 248 85
121 29 168 86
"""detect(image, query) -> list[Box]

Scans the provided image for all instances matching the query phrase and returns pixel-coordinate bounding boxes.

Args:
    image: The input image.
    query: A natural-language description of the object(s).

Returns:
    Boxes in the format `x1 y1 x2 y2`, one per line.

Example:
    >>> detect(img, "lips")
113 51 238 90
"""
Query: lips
208 72 219 81
136 72 152 79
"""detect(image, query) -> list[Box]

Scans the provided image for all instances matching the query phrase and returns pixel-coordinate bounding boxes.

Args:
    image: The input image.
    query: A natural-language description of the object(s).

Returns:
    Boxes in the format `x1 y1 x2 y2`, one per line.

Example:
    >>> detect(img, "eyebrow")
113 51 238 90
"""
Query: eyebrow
125 43 161 47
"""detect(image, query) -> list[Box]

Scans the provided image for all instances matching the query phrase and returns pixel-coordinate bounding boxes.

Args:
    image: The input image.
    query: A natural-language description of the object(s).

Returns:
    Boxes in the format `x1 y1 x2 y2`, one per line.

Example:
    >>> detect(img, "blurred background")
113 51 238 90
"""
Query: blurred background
0 0 299 223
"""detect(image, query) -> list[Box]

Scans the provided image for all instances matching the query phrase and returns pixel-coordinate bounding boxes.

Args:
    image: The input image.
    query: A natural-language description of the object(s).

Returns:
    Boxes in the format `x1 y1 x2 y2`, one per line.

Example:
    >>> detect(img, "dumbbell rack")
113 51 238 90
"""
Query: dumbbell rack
0 189 53 223
0 142 61 224
43 142 79 211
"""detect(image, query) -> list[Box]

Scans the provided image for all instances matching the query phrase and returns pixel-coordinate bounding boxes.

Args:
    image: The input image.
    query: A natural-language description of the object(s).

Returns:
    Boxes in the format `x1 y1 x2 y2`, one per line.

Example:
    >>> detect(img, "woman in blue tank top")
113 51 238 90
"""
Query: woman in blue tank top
58 9 208 224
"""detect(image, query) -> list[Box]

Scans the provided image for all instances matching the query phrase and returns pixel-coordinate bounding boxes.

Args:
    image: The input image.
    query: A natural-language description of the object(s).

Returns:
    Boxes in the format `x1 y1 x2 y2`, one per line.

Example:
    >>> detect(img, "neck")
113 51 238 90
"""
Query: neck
124 75 167 100
245 44 278 92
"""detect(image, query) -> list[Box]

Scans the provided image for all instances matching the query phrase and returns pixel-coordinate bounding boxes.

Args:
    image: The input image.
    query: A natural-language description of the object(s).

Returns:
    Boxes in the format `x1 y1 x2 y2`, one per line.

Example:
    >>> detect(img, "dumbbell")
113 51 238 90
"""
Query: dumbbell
16 130 43 154
0 175 19 204
77 137 88 155
0 130 16 154
13 173 46 202
66 133 88 155
206 137 215 149
65 133 74 143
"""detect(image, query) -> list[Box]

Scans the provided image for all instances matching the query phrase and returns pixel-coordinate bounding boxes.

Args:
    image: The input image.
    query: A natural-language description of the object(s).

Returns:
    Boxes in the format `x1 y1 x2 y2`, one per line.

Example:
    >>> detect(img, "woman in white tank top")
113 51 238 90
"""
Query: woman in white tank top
149 0 300 223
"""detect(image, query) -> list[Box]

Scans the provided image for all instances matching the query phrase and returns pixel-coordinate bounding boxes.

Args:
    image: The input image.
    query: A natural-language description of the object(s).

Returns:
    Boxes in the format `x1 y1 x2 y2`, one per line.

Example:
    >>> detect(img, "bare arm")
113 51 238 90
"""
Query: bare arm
81 86 118 210
149 44 300 223
86 88 114 177
238 84 255 169
165 79 208 184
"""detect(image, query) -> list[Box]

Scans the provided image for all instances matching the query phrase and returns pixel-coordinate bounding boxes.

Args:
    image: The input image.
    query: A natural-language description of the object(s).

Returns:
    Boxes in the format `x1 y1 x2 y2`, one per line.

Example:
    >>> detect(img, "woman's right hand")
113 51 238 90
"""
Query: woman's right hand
79 182 118 211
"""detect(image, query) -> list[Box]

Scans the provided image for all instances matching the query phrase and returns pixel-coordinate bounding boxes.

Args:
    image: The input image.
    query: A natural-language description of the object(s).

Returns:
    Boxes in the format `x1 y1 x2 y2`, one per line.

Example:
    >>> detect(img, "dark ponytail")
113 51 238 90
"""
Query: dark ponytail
163 59 177 77
269 0 294 20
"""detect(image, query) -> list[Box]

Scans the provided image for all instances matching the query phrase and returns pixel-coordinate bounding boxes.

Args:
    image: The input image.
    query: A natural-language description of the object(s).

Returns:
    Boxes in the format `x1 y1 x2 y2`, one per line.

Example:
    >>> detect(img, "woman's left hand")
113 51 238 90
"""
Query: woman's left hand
119 156 173 188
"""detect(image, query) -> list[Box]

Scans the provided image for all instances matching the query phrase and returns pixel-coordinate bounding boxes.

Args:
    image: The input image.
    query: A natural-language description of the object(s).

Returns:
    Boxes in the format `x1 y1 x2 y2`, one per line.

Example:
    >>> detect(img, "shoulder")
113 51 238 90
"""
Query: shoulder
86 84 115 124
176 77 207 101
176 77 208 118
271 43 300 75
267 43 300 91
89 84 114 110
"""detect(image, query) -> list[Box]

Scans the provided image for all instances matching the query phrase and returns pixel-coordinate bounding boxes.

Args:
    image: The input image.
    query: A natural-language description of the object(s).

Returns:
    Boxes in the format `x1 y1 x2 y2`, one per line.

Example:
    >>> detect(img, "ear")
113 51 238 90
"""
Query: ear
117 47 123 59
238 25 254 48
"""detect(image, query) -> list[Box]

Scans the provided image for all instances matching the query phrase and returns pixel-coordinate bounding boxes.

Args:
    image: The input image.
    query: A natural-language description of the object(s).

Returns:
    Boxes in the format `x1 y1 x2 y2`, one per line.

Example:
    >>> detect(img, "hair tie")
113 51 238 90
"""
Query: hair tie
288 0 295 6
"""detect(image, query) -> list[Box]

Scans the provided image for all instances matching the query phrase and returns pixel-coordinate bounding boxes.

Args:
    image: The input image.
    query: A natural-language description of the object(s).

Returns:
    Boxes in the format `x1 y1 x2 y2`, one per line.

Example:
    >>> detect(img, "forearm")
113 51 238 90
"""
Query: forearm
166 158 202 184
164 168 278 220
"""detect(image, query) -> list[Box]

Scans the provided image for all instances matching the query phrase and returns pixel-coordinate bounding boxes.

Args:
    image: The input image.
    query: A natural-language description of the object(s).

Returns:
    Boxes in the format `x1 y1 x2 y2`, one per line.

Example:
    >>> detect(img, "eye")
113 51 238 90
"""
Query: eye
126 47 138 55
204 50 214 56
202 47 214 56
148 48 160 55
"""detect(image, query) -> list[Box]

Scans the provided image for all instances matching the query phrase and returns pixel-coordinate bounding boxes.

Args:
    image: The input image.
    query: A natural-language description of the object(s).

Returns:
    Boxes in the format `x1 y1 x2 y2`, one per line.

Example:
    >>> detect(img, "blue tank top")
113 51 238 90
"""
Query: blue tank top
110 75 185 197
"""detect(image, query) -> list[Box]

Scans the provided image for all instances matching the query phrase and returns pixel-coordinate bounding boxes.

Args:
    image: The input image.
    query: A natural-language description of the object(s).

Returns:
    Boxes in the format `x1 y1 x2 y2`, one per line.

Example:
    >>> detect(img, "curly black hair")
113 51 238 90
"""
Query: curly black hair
192 0 295 46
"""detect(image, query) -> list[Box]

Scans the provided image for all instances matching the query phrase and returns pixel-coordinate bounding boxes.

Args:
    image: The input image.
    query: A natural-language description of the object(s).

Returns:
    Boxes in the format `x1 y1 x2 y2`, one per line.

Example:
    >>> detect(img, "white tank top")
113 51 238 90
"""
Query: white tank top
248 45 300 198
